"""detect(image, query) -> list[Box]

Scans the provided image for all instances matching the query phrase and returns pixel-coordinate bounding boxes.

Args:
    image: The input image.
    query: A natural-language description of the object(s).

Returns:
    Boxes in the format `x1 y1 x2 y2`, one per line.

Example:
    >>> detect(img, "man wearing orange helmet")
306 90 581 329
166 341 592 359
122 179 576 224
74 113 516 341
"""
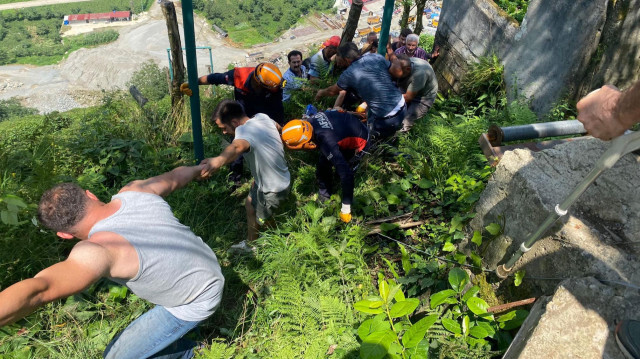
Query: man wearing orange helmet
281 110 369 223
190 62 285 188
195 62 285 125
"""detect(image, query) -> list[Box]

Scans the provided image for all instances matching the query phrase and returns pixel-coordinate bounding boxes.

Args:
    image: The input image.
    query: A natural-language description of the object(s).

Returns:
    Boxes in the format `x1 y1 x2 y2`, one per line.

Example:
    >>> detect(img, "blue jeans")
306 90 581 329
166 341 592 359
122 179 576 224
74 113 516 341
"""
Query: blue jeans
103 306 201 359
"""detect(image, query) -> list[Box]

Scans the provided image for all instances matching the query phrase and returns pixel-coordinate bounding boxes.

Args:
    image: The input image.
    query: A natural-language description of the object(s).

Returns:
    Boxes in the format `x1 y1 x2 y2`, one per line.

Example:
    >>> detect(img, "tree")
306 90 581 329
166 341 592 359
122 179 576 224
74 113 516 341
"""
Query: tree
414 0 427 35
341 0 363 45
399 0 412 29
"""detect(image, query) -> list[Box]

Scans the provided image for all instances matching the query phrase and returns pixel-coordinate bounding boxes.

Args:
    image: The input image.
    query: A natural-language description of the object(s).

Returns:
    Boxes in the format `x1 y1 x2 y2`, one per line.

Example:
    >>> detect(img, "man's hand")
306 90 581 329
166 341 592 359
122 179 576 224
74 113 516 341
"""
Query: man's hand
199 157 225 178
315 89 325 101
339 203 352 223
430 45 440 59
0 241 110 326
577 85 624 141
180 83 193 97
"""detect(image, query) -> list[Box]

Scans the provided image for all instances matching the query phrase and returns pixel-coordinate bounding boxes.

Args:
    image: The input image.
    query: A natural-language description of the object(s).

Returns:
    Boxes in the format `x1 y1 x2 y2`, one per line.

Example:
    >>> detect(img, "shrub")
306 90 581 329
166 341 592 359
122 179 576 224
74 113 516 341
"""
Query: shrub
127 60 169 102
0 99 38 122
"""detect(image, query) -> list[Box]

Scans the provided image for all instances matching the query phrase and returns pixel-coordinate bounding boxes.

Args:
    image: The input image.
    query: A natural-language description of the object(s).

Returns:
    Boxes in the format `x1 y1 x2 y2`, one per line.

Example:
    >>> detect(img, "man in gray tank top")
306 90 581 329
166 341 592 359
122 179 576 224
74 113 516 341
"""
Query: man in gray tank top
0 165 224 359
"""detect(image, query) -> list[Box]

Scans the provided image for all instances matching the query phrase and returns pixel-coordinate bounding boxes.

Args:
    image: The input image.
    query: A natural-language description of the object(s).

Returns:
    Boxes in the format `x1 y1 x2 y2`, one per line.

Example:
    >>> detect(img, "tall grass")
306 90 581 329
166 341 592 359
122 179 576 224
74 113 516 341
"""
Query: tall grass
0 54 535 358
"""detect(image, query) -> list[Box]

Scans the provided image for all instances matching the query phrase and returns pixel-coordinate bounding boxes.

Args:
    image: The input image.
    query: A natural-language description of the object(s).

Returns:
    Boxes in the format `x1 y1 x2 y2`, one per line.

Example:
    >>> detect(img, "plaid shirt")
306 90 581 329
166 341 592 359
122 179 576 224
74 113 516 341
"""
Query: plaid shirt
394 46 432 61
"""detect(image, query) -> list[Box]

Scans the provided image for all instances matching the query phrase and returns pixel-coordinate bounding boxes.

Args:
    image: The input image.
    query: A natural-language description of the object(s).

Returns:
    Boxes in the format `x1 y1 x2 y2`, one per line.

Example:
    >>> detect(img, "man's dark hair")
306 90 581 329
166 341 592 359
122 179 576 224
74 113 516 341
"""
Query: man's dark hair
396 53 412 67
38 183 88 232
287 50 303 62
400 28 412 38
367 32 377 39
213 99 247 125
337 42 360 61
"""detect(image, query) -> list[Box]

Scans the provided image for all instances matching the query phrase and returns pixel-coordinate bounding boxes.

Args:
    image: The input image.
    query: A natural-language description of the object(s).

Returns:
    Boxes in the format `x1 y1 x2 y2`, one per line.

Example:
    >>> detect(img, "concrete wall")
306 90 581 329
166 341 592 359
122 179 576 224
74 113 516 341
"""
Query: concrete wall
433 0 640 116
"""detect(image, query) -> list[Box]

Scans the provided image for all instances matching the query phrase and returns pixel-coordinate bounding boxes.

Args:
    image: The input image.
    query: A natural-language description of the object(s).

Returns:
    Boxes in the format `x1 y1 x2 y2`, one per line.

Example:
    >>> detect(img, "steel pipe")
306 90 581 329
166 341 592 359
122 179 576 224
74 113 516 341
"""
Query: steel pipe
488 120 587 146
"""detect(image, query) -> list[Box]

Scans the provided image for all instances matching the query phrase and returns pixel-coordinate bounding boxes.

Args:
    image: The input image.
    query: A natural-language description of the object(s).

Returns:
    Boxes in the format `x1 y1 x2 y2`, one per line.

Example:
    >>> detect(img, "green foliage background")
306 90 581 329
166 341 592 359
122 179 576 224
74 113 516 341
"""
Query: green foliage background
494 0 529 23
193 0 334 46
0 0 151 65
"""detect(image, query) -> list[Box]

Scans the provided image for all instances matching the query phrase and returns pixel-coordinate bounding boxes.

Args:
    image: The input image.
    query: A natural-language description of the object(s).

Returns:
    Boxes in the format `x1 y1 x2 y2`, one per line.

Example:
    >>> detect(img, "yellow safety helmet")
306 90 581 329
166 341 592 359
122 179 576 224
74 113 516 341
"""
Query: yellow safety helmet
281 119 313 147
254 63 283 90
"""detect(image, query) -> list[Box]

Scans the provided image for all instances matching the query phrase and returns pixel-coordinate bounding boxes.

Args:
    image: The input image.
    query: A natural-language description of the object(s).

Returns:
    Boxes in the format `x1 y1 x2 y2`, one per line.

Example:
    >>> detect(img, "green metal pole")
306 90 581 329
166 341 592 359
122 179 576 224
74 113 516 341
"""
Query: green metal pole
181 0 204 163
378 0 395 56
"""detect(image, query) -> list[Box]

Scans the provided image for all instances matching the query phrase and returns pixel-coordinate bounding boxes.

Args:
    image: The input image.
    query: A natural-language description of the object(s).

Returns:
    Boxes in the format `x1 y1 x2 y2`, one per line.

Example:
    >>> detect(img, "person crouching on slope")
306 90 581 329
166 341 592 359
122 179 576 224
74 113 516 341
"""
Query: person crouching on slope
281 110 370 223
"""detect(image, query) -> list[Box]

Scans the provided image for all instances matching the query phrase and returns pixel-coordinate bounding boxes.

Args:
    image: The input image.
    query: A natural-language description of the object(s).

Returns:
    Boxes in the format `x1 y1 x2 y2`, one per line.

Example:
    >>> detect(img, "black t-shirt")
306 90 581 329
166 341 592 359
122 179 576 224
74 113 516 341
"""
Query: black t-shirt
206 69 285 125
309 111 369 205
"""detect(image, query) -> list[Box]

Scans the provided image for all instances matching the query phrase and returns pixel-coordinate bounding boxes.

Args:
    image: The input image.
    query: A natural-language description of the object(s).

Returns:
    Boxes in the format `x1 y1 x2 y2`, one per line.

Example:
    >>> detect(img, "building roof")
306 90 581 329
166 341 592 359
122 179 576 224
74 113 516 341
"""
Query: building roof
67 11 131 21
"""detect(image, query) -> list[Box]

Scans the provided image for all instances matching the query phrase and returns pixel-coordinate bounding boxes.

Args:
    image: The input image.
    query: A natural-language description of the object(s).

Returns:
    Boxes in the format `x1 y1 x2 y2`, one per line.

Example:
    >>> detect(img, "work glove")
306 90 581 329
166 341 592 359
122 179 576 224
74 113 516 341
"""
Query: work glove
339 203 352 223
180 83 193 96
285 142 317 151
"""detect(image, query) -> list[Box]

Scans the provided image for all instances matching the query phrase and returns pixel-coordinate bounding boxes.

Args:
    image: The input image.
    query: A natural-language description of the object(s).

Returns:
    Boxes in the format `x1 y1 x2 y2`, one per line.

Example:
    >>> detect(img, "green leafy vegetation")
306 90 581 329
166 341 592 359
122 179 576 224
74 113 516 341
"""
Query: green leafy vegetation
0 99 37 122
494 0 529 23
127 60 170 101
419 33 435 53
193 0 334 46
0 0 151 65
354 269 525 358
0 55 536 357
0 0 35 4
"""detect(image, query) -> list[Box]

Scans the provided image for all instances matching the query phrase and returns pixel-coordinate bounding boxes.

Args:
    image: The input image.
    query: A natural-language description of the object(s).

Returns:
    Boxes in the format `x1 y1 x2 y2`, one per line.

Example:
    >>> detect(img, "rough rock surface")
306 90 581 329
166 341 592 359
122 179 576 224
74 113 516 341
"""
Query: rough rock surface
469 137 640 295
434 0 640 116
503 277 640 359
503 0 608 114
433 0 518 93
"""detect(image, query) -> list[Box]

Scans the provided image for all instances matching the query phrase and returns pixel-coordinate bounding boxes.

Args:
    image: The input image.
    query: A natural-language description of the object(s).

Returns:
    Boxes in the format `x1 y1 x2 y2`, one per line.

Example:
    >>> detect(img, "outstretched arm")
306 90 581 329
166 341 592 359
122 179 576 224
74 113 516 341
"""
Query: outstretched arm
316 84 343 101
120 165 204 197
200 139 251 178
0 241 110 326
577 81 640 140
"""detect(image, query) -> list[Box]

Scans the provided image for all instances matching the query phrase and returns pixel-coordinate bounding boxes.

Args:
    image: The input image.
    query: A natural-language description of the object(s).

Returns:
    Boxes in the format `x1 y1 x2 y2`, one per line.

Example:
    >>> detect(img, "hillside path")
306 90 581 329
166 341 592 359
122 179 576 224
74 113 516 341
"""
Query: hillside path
0 0 90 11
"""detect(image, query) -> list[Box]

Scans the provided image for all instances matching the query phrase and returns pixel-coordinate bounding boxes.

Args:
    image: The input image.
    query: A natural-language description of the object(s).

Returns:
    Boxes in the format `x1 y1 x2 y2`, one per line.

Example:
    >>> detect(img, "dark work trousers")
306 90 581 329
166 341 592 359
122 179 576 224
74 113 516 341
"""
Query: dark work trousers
368 106 406 140
316 149 358 199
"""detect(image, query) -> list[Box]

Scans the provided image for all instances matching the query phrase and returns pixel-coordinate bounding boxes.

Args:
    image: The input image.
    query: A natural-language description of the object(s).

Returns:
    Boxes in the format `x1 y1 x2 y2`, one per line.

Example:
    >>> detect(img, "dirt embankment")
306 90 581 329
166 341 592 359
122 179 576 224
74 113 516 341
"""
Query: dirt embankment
0 0 421 113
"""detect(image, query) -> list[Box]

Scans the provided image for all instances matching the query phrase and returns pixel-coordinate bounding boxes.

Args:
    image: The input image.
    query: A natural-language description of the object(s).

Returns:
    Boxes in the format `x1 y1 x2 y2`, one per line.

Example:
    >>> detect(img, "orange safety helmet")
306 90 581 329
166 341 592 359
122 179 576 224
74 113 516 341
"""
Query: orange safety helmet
281 119 313 147
254 63 283 90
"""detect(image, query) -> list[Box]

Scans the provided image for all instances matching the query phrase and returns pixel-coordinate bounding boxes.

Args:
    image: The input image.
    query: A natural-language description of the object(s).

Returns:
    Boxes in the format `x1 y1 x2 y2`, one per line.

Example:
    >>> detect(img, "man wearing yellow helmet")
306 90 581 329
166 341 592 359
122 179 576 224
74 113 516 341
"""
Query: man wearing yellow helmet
281 110 369 223
188 63 285 189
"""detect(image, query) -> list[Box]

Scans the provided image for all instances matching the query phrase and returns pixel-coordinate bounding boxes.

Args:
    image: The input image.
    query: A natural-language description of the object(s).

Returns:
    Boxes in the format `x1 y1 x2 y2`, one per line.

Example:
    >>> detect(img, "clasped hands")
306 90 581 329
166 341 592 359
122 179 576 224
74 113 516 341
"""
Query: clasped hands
198 157 225 179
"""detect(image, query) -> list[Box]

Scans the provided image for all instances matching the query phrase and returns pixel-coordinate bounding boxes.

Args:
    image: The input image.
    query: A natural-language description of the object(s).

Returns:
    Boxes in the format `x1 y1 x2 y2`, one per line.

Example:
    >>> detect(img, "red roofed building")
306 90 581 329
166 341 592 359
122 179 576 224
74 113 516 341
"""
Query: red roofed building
64 11 131 25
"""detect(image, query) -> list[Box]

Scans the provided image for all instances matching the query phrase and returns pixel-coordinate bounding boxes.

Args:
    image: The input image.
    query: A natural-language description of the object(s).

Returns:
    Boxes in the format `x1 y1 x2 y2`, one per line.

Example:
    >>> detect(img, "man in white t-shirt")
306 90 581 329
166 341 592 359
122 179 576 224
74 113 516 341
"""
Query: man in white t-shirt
308 35 340 81
200 100 291 251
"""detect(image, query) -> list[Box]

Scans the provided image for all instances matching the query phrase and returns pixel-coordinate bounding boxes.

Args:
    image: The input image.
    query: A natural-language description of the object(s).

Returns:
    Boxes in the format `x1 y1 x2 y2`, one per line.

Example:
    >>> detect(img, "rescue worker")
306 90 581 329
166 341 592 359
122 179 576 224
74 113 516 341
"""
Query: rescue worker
182 63 285 188
316 42 405 139
189 62 285 125
281 110 370 223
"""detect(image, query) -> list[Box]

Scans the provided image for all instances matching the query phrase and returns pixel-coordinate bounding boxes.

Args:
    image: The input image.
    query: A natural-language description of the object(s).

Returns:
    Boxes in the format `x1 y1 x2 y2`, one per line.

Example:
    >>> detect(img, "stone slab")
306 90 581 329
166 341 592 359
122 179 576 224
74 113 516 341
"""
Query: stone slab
468 137 640 295
504 277 640 359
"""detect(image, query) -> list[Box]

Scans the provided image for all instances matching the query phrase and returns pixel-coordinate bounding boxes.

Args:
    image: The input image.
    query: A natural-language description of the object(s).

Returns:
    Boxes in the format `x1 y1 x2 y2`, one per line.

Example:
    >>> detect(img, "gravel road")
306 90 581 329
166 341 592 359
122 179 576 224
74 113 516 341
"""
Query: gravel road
0 0 90 11
0 0 414 113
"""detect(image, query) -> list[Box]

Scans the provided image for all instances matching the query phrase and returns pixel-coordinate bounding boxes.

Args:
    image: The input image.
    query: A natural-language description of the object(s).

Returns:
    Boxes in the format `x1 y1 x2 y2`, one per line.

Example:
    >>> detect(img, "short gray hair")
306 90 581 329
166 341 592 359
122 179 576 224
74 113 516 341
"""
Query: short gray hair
406 34 419 44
